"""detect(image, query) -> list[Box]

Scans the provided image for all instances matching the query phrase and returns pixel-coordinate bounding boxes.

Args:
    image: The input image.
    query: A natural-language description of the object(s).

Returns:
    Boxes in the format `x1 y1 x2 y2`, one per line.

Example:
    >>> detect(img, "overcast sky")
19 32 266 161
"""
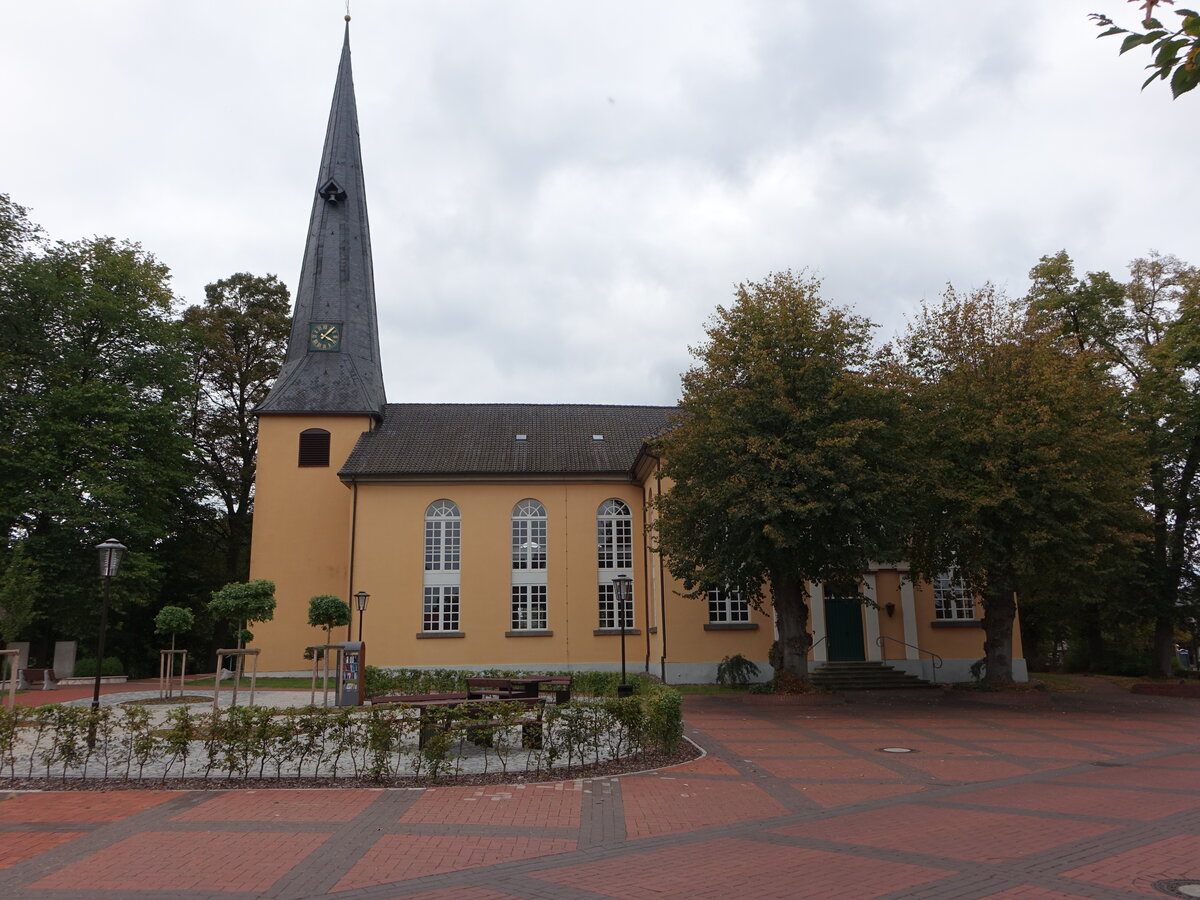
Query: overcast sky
3 2 1196 406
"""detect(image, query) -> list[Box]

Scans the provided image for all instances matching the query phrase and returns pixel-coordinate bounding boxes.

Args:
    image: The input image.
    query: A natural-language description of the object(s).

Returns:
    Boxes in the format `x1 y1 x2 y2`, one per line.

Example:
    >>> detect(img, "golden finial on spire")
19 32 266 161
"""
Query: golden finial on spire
345 0 351 22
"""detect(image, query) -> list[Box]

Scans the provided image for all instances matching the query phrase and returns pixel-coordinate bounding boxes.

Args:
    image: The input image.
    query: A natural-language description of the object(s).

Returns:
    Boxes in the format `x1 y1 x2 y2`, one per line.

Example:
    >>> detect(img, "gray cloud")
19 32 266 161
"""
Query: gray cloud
2 1 1195 408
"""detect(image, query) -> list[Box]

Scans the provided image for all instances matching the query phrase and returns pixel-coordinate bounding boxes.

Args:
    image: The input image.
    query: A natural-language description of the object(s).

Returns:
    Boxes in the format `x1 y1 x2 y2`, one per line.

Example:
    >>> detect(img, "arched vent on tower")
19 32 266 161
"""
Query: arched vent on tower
318 179 347 202
298 428 331 467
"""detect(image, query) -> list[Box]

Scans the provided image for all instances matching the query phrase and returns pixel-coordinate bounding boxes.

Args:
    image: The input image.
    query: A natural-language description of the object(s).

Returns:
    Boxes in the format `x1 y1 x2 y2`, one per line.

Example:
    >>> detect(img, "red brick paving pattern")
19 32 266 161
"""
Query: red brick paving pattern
401 783 582 827
334 835 577 891
949 782 1200 820
532 837 954 899
0 790 181 822
977 888 1098 899
3 689 1200 898
777 803 1118 862
663 755 741 775
790 781 927 808
1061 833 1200 895
620 775 788 839
756 755 906 780
395 888 524 900
172 787 381 822
0 832 82 869
29 831 329 892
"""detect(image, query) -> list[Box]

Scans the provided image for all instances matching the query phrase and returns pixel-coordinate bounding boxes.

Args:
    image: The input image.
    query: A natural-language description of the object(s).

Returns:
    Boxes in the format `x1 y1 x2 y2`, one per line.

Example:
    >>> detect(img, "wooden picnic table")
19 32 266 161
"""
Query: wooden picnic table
372 692 546 749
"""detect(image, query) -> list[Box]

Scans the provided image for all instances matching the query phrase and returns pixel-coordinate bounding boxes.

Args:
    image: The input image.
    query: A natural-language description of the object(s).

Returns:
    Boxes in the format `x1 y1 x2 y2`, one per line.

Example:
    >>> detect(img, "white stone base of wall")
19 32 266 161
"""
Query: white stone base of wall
261 657 1027 686
884 657 1029 684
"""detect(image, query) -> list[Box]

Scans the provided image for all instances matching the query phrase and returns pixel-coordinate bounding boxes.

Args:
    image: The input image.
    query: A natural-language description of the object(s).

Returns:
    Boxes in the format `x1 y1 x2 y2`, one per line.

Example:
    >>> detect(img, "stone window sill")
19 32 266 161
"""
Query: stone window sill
416 631 465 639
930 619 980 628
704 622 759 631
593 628 642 637
505 629 554 637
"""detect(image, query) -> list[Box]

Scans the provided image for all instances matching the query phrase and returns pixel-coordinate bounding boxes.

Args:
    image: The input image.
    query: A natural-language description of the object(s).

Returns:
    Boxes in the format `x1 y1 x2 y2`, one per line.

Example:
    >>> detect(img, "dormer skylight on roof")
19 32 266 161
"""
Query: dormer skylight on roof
592 435 604 441
515 434 527 441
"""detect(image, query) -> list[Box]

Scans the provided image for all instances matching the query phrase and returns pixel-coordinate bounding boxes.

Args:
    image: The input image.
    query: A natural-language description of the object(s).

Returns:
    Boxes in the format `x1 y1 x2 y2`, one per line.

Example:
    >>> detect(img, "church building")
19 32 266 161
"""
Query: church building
248 23 1026 684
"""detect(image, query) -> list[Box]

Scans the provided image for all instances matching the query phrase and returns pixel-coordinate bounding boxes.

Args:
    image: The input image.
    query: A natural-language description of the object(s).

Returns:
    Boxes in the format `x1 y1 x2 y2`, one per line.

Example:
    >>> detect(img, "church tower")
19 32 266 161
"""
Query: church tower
250 20 383 667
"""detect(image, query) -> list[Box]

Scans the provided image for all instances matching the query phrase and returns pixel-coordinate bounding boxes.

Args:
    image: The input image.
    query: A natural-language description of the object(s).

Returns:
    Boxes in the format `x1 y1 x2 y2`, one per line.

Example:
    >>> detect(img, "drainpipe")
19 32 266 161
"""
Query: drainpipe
347 476 359 641
655 458 668 683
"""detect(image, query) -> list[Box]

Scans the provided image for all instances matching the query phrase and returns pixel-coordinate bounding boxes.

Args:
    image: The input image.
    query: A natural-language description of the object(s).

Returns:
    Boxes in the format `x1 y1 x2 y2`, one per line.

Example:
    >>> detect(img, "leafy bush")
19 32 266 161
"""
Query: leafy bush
73 657 123 677
715 654 760 686
2 685 685 783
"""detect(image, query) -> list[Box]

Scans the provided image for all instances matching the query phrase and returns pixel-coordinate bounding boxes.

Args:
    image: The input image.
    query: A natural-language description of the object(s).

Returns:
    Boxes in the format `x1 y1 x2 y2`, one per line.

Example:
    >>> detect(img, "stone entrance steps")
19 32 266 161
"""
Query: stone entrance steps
810 660 937 690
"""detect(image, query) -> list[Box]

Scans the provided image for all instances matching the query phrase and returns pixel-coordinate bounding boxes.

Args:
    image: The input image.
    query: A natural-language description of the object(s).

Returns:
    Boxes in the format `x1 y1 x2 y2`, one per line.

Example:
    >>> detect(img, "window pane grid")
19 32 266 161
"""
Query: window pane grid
707 587 749 623
597 499 632 569
512 516 547 570
424 502 461 572
511 585 548 630
598 583 634 629
933 573 974 620
423 586 460 631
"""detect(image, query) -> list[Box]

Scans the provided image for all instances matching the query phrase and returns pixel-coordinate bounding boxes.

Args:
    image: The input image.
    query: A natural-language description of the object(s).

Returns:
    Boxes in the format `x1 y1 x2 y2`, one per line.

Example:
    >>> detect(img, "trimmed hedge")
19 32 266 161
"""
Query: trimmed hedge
0 686 684 783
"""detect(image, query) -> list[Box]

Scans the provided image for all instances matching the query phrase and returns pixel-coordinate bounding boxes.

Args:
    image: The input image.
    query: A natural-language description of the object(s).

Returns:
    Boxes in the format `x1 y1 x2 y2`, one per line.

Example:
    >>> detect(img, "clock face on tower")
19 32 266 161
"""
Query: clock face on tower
308 322 342 352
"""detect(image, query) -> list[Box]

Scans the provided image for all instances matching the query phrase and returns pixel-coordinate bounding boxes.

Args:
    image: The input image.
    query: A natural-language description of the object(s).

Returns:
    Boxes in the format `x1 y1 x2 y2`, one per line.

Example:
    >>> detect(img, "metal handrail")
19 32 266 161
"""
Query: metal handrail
875 636 943 683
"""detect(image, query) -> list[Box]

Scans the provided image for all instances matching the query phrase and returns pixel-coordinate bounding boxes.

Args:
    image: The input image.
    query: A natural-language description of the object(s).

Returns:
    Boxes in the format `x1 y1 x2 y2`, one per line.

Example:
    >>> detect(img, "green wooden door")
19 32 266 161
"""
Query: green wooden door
824 596 865 661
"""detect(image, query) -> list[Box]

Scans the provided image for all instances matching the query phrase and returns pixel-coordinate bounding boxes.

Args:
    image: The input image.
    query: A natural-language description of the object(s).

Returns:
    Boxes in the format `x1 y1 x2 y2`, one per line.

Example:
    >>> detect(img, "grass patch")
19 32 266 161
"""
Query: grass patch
186 677 317 689
1028 673 1088 693
670 683 753 695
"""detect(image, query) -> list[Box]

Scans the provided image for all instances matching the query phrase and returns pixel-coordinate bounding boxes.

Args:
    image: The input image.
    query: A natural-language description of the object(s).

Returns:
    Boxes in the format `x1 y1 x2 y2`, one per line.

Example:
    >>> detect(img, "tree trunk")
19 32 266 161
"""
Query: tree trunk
1152 615 1175 678
982 577 1017 684
1082 615 1105 673
771 572 811 681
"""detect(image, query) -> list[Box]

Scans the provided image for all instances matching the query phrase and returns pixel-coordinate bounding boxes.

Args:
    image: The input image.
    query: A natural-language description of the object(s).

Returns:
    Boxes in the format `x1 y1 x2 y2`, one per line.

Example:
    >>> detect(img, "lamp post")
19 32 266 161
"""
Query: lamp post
88 539 126 748
612 574 633 697
354 590 370 643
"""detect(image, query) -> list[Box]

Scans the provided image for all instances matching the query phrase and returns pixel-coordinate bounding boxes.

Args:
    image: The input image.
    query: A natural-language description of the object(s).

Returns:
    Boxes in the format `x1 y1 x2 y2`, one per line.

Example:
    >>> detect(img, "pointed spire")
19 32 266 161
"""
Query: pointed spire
259 21 386 418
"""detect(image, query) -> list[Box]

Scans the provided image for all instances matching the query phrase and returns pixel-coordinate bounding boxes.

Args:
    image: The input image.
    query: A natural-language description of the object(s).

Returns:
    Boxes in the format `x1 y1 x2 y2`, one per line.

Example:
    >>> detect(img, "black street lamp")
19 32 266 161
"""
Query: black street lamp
354 590 370 643
88 538 126 748
612 574 633 697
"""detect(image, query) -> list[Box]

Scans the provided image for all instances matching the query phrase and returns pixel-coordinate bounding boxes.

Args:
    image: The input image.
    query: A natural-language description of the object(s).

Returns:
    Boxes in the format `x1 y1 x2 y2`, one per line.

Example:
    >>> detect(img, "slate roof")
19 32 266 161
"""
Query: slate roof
259 23 386 418
339 403 678 478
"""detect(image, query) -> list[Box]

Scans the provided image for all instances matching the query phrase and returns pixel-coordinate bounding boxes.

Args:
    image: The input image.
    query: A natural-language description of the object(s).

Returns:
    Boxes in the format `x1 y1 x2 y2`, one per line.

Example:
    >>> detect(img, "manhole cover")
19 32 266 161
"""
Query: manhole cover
1153 879 1200 898
879 747 916 754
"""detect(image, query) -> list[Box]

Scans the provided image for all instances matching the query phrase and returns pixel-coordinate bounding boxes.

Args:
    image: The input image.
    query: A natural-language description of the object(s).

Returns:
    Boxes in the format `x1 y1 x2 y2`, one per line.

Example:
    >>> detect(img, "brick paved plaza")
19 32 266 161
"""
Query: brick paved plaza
2 684 1198 899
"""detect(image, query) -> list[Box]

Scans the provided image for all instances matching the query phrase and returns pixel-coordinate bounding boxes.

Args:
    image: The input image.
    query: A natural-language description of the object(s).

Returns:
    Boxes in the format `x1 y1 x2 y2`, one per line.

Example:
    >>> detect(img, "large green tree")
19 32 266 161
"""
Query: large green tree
653 270 907 682
180 273 290 584
896 285 1144 683
0 201 195 651
1029 250 1200 676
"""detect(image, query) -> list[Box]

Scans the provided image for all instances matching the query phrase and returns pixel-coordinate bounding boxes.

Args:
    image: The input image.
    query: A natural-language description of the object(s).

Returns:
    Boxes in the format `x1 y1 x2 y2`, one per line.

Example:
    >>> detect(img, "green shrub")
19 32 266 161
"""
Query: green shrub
73 657 123 677
716 653 760 686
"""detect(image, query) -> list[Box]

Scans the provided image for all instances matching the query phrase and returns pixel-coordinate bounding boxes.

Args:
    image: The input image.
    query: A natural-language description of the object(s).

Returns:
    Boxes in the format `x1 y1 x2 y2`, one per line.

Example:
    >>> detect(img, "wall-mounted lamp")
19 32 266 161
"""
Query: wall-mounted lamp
885 602 896 618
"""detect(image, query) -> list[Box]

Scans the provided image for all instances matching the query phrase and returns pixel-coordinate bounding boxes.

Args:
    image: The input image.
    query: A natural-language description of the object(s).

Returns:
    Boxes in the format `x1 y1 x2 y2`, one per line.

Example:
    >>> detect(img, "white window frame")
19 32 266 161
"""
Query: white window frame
707 586 749 624
597 499 634 629
511 499 548 631
423 585 460 632
933 571 974 620
511 584 548 631
423 500 461 632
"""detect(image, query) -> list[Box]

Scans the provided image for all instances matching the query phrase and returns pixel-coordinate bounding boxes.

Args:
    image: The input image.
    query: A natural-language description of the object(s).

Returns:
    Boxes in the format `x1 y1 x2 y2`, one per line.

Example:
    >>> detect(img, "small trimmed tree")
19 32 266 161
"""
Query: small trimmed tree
154 606 195 653
307 595 351 646
208 579 276 649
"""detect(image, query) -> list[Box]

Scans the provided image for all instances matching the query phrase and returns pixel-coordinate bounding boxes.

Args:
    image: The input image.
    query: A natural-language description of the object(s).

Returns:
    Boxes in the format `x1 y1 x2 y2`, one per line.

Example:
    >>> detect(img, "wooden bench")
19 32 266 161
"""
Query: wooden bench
465 677 517 699
377 694 546 749
18 668 57 691
509 675 572 703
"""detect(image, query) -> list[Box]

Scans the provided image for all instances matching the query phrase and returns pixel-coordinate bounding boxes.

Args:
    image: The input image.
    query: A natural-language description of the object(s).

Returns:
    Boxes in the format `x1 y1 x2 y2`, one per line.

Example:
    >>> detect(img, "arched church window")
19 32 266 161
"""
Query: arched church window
423 500 461 633
511 499 548 632
298 428 330 467
597 499 633 629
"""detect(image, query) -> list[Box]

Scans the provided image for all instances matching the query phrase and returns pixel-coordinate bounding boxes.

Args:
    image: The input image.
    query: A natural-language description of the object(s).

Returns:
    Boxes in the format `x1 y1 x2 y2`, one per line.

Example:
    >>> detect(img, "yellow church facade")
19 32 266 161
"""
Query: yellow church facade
248 25 1024 685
